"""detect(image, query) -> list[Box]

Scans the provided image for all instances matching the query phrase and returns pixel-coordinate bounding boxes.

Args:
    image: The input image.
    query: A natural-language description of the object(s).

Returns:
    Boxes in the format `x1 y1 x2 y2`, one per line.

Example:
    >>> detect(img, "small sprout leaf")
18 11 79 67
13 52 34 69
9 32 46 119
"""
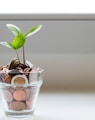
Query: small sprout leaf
8 42 16 50
24 25 42 38
0 42 12 48
6 24 22 36
12 35 25 49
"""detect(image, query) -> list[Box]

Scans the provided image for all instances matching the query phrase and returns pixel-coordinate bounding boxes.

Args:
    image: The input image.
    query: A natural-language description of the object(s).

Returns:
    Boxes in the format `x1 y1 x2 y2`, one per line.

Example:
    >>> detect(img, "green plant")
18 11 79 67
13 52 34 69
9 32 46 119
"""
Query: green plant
0 24 42 64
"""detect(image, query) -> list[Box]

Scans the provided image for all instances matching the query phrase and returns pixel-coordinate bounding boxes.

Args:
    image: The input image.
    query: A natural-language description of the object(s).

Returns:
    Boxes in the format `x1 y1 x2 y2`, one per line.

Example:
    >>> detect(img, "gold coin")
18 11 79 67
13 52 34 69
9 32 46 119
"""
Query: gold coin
11 75 28 87
14 77 25 85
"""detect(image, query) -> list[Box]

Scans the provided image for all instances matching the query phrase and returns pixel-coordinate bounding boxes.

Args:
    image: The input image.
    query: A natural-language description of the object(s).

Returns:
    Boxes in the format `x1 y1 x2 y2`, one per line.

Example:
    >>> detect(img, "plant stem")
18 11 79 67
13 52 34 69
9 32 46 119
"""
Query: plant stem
15 49 20 62
23 46 25 64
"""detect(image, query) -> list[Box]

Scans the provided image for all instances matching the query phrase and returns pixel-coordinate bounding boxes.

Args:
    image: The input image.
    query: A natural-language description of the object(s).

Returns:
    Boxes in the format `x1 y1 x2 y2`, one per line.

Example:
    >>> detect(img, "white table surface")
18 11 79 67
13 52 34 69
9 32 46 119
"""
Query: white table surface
0 92 95 120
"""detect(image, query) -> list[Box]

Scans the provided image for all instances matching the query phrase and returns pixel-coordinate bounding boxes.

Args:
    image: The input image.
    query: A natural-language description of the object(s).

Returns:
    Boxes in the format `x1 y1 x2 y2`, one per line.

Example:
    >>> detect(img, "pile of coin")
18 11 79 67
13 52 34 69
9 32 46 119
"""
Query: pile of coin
3 87 37 111
0 58 41 111
0 58 33 85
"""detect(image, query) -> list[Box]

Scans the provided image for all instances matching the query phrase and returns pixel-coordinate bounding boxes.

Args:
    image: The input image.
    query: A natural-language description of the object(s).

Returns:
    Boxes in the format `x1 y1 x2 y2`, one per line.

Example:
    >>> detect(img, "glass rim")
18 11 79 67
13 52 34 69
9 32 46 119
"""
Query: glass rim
0 68 44 88
0 79 43 88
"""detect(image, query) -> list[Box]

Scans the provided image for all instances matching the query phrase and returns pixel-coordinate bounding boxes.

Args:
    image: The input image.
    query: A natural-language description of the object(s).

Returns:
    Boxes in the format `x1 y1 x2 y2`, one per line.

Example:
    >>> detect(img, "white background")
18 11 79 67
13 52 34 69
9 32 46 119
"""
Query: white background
0 0 95 14
0 2 95 120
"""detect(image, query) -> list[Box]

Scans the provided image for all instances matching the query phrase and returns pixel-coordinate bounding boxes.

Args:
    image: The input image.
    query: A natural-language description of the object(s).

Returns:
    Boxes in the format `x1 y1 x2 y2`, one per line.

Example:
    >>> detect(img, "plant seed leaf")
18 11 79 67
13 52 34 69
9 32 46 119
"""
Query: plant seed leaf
12 34 25 49
8 42 16 50
24 25 42 38
0 42 12 48
6 24 22 36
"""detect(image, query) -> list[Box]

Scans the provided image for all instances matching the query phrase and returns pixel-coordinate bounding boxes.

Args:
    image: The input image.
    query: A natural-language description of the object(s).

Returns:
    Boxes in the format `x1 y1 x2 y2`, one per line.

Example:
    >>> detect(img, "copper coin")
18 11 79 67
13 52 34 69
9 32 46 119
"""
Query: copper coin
0 65 3 70
9 87 15 94
25 87 36 100
5 75 12 84
3 90 13 102
9 101 26 111
24 88 31 99
13 90 26 101
0 71 5 82
26 100 32 109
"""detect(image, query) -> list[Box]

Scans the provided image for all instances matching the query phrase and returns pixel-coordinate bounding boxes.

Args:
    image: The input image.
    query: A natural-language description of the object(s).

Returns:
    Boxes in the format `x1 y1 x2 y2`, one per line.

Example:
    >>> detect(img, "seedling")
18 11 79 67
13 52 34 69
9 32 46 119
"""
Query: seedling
0 24 42 64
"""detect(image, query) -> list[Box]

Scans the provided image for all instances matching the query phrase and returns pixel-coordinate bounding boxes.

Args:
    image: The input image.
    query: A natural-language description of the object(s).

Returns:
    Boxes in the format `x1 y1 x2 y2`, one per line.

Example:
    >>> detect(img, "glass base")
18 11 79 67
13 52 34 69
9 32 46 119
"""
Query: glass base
5 110 34 118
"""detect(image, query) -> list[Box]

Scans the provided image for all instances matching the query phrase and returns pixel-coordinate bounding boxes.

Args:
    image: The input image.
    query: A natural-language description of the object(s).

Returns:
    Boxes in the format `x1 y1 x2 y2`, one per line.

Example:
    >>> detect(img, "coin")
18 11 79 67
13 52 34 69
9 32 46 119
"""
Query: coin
14 77 25 84
0 71 5 82
3 90 13 102
11 75 28 86
13 90 26 101
5 75 12 84
8 69 22 76
9 58 20 70
9 101 25 111
26 100 32 109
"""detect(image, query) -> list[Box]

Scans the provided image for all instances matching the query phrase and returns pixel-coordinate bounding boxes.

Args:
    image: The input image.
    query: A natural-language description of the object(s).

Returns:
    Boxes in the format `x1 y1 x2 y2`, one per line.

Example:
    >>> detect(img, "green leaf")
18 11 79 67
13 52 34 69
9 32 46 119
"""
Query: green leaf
12 34 25 49
6 24 22 36
0 42 12 48
8 42 16 50
24 25 42 38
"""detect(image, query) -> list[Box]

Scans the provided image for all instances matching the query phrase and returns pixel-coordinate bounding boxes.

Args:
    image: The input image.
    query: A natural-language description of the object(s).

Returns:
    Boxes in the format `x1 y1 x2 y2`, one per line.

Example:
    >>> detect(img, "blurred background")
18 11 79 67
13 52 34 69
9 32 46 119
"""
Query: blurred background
0 14 95 92
0 12 95 120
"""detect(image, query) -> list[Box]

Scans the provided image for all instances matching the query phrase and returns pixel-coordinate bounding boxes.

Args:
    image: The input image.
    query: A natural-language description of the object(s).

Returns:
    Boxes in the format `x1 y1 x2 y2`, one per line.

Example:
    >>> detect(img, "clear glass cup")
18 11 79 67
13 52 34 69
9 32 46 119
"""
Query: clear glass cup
0 68 43 118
